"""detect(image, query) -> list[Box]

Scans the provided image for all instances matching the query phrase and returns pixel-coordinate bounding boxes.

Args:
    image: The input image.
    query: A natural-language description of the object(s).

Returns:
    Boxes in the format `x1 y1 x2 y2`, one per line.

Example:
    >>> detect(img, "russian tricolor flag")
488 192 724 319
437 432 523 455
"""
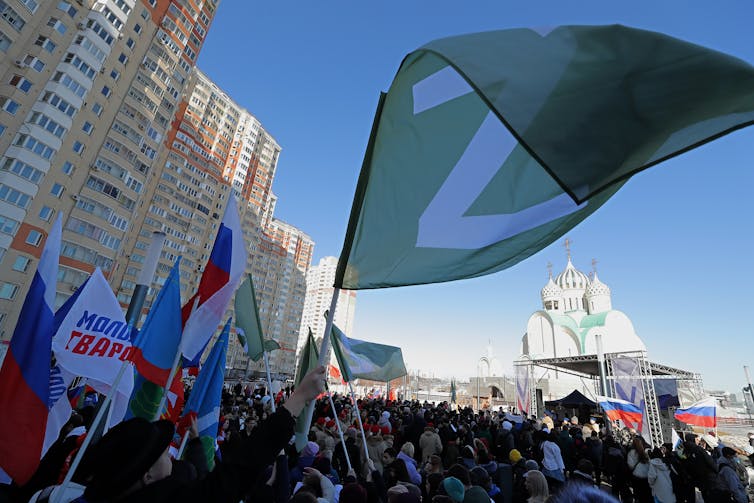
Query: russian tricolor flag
0 214 62 484
674 397 717 428
180 198 247 361
596 395 644 430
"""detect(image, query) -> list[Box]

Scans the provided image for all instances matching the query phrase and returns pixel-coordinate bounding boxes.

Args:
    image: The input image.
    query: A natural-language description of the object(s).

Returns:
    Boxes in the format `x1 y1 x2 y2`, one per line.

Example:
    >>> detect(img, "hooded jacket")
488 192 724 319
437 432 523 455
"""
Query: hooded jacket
647 458 676 503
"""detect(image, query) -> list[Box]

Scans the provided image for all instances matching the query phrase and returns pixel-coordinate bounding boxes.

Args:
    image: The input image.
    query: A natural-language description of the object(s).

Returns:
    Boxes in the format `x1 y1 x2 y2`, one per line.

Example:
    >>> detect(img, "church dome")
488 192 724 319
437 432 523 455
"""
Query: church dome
541 277 563 299
586 272 611 297
555 259 589 290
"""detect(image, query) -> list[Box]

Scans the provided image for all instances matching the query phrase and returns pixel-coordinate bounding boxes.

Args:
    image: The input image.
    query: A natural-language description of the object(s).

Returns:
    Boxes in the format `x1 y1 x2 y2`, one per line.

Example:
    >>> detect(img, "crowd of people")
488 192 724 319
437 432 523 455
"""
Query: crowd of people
3 366 753 503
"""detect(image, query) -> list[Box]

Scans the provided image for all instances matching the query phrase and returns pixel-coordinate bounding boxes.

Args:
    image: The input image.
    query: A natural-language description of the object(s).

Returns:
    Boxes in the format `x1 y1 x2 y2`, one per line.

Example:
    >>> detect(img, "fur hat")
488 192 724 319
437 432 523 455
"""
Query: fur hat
82 418 174 500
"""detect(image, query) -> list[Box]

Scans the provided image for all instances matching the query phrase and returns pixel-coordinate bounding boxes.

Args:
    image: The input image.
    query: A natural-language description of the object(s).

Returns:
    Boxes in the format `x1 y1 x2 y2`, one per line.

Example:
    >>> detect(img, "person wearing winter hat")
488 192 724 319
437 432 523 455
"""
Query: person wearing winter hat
62 366 326 503
717 446 749 503
462 485 490 503
442 476 466 503
419 421 443 463
509 449 522 464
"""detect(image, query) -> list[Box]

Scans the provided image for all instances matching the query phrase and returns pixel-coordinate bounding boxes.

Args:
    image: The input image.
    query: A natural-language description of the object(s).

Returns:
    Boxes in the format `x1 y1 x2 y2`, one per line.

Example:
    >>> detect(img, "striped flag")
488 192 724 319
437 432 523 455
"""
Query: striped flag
596 395 644 431
674 397 716 428
181 319 231 470
0 214 62 484
181 198 247 362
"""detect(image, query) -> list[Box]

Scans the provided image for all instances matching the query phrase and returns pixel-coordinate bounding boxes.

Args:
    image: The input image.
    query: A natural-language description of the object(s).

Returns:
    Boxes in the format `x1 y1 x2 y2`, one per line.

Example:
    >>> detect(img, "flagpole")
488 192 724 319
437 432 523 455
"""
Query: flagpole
53 357 132 503
263 350 276 413
327 390 351 471
348 381 369 460
176 430 190 459
302 289 340 447
155 296 200 421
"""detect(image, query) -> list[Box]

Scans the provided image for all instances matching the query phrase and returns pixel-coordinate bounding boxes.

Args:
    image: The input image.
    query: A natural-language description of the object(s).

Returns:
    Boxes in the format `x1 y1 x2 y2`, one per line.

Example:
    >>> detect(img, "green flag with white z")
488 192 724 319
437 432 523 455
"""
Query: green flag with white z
336 25 754 289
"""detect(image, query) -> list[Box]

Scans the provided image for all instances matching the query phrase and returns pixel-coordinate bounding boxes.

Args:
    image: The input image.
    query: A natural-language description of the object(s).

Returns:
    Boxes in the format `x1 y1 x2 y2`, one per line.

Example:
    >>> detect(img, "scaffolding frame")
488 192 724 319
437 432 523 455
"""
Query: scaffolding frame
515 351 703 448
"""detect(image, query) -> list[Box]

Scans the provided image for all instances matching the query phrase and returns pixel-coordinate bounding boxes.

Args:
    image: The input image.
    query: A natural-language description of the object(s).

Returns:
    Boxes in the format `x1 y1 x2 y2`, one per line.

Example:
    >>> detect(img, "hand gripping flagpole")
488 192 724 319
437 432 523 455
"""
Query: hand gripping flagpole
301 288 340 449
263 350 276 413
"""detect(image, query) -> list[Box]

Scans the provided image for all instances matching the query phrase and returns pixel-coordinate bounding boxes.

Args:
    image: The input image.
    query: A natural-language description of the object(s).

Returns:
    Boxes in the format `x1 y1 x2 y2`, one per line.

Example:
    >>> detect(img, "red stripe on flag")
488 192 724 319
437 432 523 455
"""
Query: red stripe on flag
0 353 48 484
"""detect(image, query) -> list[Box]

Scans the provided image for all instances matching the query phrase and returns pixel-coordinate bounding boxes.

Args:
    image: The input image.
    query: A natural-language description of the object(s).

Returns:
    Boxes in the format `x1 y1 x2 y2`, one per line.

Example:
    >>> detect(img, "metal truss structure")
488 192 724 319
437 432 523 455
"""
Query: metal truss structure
514 351 704 447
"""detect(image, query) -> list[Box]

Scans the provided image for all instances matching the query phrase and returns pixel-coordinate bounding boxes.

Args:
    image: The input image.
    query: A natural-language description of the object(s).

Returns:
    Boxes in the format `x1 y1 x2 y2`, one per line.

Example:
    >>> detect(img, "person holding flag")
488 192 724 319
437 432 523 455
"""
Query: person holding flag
48 366 327 503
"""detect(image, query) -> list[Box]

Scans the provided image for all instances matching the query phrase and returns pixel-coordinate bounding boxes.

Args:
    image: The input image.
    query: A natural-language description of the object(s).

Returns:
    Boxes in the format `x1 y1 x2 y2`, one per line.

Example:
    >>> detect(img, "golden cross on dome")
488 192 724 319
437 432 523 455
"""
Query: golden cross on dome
591 258 598 274
564 237 572 260
547 261 553 278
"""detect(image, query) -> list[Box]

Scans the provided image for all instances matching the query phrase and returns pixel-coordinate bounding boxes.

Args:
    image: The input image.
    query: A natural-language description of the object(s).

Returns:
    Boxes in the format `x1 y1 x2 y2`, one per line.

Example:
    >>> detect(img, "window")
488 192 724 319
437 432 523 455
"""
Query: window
63 52 96 80
39 206 53 221
13 134 56 159
61 161 74 175
19 0 38 13
110 69 120 81
0 124 4 136
9 75 32 92
1 3 25 31
0 214 20 236
134 23 142 34
1 157 44 182
126 37 134 49
0 29 10 52
25 229 42 246
12 256 31 272
0 97 19 114
35 35 56 53
22 55 45 72
82 121 93 134
92 102 103 116
28 112 66 138
72 141 84 154
0 282 19 300
0 184 31 209
51 71 86 98
101 86 111 98
118 53 128 65
50 183 65 197
57 1 76 17
47 17 66 34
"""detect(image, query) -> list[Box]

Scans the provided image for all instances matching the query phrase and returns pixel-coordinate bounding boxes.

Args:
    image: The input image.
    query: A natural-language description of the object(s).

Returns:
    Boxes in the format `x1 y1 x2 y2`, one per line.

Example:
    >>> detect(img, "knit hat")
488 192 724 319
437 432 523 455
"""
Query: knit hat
339 482 368 503
501 420 512 431
463 486 489 503
370 424 380 434
381 426 391 435
442 476 465 503
316 417 326 426
302 441 319 457
509 449 522 463
326 420 336 429
524 459 539 471
82 418 174 500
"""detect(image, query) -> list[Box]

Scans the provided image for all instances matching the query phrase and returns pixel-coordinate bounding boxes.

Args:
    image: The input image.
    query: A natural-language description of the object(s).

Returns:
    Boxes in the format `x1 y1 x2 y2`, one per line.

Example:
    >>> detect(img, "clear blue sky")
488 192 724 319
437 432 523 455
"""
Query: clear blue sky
198 1 754 393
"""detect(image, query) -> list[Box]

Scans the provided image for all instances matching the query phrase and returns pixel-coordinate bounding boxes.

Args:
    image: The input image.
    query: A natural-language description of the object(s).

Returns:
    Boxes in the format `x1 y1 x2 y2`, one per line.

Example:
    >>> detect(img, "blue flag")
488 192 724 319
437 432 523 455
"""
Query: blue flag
127 258 183 420
182 318 230 469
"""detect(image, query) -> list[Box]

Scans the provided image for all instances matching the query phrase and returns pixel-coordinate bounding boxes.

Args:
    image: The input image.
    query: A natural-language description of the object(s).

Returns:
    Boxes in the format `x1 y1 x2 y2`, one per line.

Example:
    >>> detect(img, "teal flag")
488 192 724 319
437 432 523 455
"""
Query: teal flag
336 25 754 289
451 379 457 404
330 323 407 383
234 274 279 361
293 329 319 451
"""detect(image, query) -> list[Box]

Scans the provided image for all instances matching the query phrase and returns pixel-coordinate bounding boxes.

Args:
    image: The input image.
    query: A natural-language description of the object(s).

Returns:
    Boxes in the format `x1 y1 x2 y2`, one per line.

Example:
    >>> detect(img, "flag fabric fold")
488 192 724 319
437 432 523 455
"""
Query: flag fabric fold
330 323 407 383
127 258 183 420
0 214 61 484
596 395 644 430
181 319 231 470
674 397 717 428
335 25 754 290
293 329 319 452
234 274 279 361
181 198 247 362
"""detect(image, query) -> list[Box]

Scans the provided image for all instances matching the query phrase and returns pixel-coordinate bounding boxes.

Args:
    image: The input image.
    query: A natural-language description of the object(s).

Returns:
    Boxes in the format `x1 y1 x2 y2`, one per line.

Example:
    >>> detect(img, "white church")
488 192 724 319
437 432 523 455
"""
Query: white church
520 244 646 399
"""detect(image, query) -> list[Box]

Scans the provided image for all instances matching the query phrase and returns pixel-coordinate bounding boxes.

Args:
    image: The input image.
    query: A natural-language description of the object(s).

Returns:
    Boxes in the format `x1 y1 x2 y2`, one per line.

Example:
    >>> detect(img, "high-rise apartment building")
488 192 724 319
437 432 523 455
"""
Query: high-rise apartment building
298 256 357 353
0 1 219 352
240 219 313 378
0 2 314 379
